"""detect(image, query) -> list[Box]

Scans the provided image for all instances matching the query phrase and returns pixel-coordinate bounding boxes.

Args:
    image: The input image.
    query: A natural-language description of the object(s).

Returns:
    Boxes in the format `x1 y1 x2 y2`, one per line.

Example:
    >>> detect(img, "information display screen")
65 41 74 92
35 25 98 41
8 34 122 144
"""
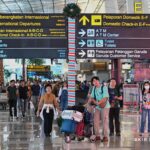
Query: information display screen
0 14 68 58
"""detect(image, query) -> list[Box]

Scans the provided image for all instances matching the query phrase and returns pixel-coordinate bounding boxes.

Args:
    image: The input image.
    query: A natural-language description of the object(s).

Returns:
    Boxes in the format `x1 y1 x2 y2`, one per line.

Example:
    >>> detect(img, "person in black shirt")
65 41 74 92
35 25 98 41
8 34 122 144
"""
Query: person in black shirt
7 80 17 118
31 80 40 114
108 78 122 136
19 80 28 117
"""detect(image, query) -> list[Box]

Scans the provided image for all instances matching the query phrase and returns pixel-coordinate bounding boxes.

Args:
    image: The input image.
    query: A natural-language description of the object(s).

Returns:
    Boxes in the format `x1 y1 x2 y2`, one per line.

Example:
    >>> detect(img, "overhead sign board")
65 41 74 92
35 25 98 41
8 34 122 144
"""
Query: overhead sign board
27 65 51 79
76 14 150 59
0 14 67 58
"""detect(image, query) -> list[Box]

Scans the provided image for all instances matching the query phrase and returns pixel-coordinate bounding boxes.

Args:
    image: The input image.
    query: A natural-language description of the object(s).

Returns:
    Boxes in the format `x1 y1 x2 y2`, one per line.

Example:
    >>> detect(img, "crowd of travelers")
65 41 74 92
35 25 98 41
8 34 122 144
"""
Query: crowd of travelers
5 77 150 142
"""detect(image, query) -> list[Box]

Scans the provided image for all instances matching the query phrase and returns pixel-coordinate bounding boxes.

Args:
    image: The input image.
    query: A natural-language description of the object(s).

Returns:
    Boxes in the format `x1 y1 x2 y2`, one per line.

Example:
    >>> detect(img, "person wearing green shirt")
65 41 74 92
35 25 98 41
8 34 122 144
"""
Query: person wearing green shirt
90 76 110 142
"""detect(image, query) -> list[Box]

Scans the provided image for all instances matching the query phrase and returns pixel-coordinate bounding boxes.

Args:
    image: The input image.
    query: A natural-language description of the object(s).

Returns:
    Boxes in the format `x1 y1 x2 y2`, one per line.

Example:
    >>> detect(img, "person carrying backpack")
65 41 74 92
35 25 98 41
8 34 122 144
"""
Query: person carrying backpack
108 78 122 137
89 76 110 142
59 82 68 111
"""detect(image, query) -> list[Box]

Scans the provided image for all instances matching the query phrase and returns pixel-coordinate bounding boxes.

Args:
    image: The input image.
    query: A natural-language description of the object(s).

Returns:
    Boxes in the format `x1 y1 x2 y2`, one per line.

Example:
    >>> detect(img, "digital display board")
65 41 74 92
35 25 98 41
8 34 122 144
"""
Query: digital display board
27 65 51 79
76 14 150 59
0 14 67 58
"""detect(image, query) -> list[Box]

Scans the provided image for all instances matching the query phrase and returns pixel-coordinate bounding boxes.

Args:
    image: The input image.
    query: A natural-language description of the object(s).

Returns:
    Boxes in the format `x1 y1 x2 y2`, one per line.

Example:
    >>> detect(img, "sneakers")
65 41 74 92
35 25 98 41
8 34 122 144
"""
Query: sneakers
90 135 101 142
96 136 101 141
102 137 108 142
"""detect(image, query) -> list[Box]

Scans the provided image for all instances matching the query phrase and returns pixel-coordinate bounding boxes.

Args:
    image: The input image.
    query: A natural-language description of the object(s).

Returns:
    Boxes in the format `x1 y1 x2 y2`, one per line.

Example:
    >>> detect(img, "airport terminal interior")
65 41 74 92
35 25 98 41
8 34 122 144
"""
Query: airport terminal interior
0 0 150 150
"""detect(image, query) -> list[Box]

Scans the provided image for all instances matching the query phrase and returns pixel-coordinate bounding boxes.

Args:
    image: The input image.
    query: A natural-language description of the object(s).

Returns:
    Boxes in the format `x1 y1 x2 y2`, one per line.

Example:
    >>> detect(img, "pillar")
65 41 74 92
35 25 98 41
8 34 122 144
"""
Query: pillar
0 60 4 85
111 59 121 84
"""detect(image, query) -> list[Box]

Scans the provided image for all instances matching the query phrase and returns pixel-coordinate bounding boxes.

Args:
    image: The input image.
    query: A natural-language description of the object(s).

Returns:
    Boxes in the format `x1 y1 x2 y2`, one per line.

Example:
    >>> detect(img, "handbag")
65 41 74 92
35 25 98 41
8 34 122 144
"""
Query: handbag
94 86 107 108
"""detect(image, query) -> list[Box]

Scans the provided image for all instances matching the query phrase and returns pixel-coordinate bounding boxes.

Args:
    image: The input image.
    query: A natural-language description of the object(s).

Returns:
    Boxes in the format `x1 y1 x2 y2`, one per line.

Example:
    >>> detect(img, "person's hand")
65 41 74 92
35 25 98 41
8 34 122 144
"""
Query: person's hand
91 98 97 105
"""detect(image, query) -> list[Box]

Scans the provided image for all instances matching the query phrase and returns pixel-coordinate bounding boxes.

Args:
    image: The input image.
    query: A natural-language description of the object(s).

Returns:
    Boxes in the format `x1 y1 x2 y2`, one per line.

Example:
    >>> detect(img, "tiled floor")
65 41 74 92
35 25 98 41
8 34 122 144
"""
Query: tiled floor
0 109 149 150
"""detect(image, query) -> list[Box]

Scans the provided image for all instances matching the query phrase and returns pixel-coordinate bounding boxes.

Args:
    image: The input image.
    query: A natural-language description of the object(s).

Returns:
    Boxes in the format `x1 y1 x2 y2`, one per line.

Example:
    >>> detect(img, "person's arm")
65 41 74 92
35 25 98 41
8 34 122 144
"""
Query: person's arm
114 87 122 101
139 89 143 113
6 87 9 99
97 86 109 105
53 95 59 110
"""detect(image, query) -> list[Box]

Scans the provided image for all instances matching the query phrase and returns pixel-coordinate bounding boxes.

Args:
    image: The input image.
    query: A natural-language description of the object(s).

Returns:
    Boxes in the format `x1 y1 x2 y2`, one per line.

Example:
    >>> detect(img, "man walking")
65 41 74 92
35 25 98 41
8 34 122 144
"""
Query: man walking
18 80 28 117
7 80 18 118
108 78 122 136
31 80 40 114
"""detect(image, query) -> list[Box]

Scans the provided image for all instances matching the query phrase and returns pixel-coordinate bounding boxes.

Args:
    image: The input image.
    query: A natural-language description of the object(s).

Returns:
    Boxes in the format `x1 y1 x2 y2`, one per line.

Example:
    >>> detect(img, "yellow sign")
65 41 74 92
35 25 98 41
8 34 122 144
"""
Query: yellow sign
134 2 143 13
79 16 90 26
91 15 102 26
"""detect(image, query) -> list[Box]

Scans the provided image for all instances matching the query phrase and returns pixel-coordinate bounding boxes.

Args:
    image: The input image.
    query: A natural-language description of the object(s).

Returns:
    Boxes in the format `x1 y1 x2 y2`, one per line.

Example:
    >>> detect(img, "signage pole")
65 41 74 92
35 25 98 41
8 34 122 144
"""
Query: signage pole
68 17 76 106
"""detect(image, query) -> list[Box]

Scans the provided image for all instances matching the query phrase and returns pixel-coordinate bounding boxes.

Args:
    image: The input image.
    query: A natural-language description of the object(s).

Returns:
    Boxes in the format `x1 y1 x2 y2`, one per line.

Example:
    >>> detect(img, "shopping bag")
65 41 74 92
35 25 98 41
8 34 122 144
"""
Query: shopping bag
30 101 34 110
72 111 83 122
61 110 74 120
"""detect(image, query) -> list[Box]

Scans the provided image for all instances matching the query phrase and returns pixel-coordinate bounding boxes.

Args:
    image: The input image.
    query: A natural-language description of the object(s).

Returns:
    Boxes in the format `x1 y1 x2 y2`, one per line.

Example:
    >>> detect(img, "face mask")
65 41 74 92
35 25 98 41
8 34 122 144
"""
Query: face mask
145 86 150 90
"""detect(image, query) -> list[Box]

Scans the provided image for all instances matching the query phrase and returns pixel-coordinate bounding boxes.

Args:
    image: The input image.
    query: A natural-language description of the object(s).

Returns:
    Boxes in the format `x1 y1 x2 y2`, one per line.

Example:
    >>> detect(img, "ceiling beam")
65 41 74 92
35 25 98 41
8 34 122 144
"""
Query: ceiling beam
84 0 90 13
94 0 105 13
1 0 12 13
26 0 34 13
52 0 55 13
39 0 44 13
15 0 23 13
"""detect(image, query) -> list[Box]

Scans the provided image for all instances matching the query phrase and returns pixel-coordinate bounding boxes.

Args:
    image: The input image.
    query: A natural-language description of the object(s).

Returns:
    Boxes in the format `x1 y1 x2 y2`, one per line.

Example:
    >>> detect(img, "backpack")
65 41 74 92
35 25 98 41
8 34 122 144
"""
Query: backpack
84 109 92 124
93 85 108 108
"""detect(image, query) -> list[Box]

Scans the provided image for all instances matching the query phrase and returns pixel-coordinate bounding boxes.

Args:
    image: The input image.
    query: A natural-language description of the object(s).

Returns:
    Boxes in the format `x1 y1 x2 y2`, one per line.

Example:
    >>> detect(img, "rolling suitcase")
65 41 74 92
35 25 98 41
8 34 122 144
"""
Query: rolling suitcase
61 119 76 133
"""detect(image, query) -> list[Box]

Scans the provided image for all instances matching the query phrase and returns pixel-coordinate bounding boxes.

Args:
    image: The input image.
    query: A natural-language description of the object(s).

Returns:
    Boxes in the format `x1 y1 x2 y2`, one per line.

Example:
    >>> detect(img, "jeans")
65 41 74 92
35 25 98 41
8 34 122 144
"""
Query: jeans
61 100 68 111
109 108 120 134
94 108 109 137
31 96 39 114
20 99 27 116
140 108 150 133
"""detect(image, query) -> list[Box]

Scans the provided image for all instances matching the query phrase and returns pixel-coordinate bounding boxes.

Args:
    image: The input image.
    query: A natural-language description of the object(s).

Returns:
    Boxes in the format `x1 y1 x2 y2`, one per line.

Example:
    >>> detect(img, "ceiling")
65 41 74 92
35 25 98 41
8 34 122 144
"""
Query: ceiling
0 0 127 14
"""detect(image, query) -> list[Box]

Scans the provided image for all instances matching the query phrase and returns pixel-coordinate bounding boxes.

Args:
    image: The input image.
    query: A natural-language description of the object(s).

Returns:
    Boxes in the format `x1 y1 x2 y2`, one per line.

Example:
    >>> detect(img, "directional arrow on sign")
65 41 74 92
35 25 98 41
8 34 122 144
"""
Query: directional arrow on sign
79 50 86 58
79 16 90 26
79 29 86 37
79 40 86 47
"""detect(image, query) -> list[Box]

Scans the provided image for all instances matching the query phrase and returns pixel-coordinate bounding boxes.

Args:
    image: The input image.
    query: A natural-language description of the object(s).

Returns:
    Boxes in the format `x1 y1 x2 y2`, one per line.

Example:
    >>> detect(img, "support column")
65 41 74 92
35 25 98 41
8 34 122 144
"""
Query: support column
111 59 121 84
68 18 76 106
22 59 25 80
0 60 4 85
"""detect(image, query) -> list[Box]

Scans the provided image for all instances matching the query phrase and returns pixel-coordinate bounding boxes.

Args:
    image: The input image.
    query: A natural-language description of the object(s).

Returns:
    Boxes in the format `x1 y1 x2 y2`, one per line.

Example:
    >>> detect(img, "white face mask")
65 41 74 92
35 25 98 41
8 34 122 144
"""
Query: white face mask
145 86 150 90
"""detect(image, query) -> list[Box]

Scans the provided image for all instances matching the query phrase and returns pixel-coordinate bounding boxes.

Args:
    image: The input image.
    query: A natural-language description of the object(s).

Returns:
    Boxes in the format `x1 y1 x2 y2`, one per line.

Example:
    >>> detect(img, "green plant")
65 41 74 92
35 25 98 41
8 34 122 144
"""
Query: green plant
63 3 81 18
27 59 45 66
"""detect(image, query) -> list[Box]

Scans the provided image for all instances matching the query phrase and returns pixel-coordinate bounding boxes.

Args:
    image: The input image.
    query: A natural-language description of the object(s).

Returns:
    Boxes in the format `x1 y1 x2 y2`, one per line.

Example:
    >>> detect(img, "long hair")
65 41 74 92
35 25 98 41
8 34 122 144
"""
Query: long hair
142 81 150 95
